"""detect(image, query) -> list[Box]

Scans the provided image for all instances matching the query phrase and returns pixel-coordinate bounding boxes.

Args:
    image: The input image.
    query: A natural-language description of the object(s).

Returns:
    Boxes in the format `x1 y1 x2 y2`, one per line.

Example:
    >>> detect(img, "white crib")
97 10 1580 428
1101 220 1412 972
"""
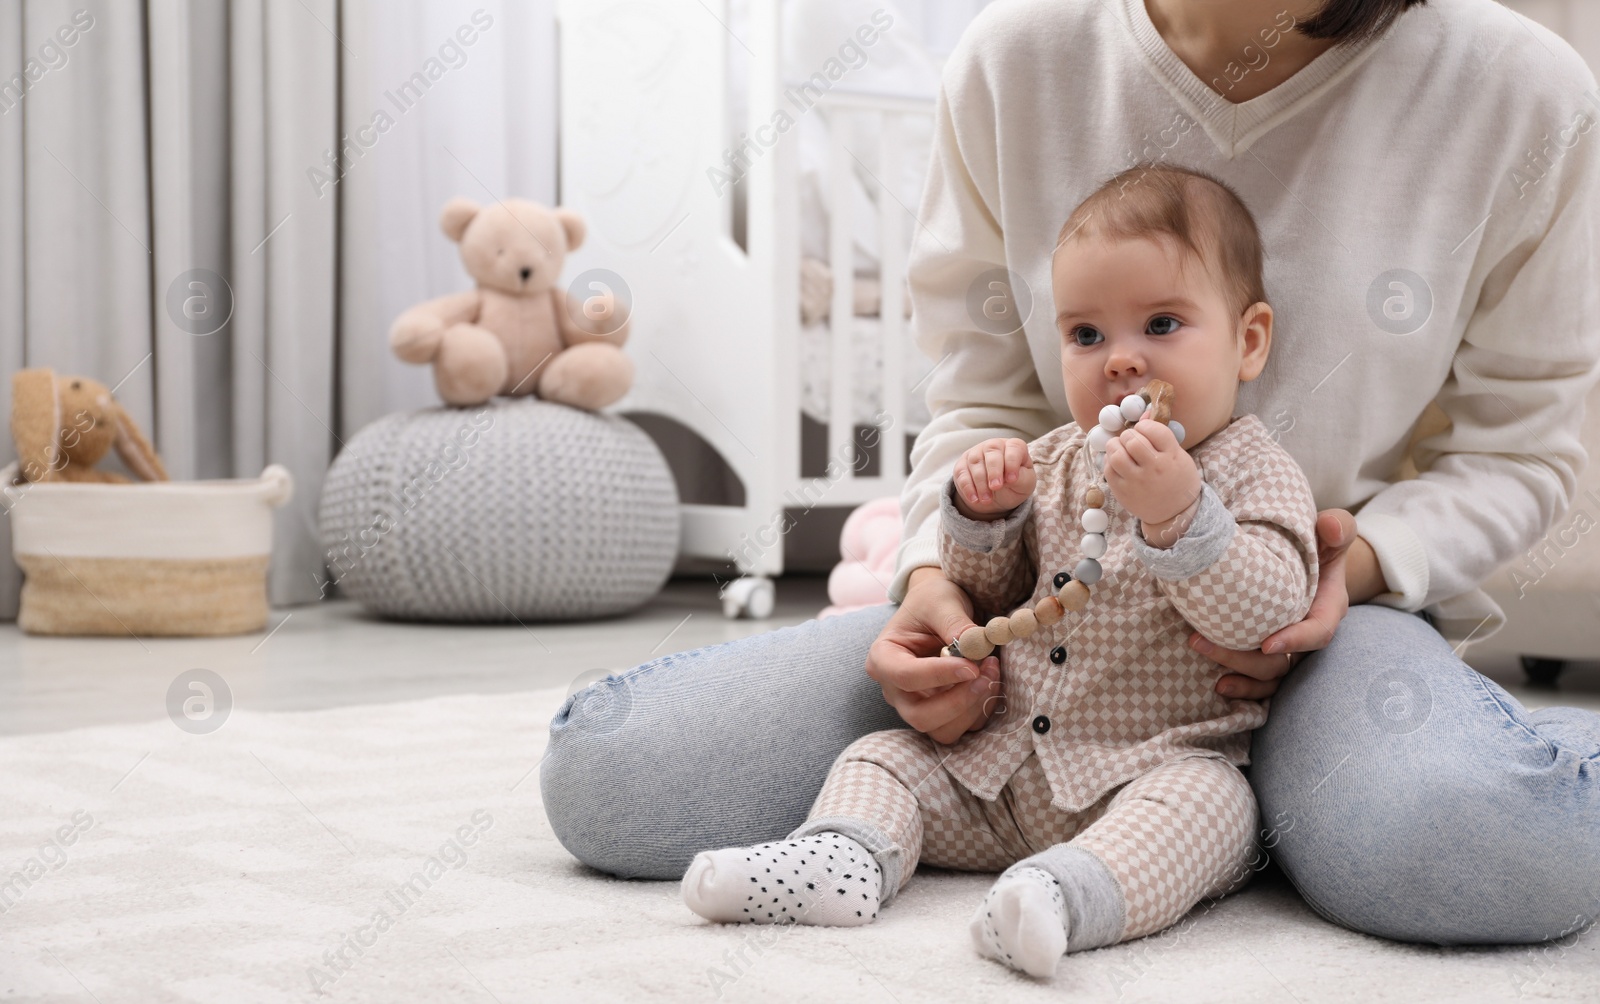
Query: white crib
555 0 937 616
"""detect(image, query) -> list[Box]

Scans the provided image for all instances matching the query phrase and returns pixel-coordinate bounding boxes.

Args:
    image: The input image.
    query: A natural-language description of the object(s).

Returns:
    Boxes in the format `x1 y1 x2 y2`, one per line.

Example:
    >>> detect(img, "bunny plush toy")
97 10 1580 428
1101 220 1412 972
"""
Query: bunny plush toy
9 368 168 484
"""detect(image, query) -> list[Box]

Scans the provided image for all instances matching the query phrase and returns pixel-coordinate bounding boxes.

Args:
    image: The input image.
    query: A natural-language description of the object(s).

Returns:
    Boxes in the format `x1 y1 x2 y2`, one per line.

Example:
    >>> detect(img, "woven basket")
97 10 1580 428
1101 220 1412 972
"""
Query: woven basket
2 463 293 637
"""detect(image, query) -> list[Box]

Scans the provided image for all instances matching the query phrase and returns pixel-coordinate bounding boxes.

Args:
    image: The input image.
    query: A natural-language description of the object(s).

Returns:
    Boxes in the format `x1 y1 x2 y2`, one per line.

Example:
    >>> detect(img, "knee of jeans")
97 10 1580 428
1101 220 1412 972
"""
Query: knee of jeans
539 675 656 877
1253 728 1600 943
549 668 639 735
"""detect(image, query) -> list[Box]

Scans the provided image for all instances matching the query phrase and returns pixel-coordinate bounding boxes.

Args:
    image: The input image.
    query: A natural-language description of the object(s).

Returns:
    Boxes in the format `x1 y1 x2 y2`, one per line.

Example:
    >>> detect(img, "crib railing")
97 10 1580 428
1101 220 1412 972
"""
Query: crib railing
554 0 939 612
808 90 934 505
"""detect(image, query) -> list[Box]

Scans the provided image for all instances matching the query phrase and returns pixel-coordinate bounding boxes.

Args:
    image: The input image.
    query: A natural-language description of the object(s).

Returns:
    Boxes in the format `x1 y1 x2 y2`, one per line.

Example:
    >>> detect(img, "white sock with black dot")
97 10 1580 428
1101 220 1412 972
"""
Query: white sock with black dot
970 866 1069 978
681 832 882 927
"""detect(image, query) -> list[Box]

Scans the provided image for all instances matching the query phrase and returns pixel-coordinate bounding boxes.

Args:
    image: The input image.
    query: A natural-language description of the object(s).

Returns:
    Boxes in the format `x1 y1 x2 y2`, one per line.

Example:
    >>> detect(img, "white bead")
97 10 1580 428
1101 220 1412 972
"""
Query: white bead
1168 420 1186 445
1081 532 1106 558
1087 425 1112 453
1120 394 1147 422
1081 507 1109 533
1098 405 1125 432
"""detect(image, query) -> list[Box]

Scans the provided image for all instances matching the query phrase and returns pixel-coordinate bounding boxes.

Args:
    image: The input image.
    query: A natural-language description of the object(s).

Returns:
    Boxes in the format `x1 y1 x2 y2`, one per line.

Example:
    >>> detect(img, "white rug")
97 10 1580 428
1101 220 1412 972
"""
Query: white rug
1 688 1593 1003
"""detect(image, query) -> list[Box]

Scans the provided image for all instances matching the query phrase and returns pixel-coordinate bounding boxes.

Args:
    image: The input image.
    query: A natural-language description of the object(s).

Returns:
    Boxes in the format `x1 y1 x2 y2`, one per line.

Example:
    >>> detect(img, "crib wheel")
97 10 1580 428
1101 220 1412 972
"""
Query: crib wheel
721 576 776 620
1520 655 1566 689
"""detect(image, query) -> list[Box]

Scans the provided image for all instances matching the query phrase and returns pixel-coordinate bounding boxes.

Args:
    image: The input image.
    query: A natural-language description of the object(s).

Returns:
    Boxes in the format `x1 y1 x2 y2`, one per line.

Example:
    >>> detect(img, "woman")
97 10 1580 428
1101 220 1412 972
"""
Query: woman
543 0 1600 945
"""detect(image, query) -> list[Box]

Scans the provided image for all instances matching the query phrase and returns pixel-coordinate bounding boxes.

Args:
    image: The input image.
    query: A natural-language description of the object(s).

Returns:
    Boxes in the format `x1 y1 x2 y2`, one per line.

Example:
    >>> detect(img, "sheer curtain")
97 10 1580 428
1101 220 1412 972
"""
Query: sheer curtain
0 0 556 620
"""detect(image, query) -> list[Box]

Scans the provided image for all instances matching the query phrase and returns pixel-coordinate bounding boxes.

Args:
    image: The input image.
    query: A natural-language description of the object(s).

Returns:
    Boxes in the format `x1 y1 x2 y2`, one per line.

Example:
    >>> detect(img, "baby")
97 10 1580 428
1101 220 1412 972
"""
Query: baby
681 163 1320 979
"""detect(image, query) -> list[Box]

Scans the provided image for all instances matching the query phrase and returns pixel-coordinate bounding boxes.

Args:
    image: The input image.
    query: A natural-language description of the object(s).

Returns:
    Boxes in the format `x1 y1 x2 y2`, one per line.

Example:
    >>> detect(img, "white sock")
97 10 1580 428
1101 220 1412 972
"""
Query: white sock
682 832 882 927
970 866 1070 978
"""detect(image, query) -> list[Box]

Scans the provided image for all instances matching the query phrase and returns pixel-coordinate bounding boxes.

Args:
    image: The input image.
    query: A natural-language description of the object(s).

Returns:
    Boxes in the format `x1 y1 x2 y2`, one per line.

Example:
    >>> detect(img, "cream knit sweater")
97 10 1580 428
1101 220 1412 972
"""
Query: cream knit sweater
889 0 1600 641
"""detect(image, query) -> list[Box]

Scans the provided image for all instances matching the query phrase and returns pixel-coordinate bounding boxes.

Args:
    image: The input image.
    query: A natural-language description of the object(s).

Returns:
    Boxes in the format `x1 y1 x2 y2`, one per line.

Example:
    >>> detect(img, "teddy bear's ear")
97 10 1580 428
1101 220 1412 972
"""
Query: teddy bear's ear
440 198 482 243
554 208 586 253
10 368 61 483
107 397 168 482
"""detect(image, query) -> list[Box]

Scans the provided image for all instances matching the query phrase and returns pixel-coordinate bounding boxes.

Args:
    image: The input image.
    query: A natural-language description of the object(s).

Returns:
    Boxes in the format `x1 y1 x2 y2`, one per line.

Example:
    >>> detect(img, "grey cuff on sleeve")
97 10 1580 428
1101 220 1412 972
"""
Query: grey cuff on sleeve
938 477 1033 554
1130 481 1236 580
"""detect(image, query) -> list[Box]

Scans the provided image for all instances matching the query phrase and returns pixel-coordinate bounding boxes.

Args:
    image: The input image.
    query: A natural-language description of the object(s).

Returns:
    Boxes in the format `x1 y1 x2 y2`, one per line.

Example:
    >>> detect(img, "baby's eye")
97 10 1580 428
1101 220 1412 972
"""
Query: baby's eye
1069 325 1102 347
1147 315 1180 335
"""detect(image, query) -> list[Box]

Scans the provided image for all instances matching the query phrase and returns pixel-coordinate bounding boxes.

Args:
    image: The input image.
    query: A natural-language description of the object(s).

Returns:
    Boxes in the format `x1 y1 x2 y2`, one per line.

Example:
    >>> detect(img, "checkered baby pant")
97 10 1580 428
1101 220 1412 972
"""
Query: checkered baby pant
802 729 1260 943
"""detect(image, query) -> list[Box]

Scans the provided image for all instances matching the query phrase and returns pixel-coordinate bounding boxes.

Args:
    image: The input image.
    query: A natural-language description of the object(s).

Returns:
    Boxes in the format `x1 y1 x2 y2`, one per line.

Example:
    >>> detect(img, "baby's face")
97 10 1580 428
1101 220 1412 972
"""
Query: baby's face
1051 234 1271 448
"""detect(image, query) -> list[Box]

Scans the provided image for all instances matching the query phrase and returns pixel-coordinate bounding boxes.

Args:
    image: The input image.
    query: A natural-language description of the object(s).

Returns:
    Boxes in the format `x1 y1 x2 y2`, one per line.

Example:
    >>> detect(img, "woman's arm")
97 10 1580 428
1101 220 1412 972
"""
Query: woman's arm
1352 91 1600 615
872 48 1060 743
886 53 1060 605
1342 535 1388 606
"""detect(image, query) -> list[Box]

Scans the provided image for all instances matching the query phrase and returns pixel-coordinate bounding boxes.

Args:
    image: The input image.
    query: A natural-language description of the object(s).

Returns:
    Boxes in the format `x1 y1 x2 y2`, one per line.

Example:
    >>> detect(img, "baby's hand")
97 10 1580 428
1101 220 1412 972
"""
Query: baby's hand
953 438 1036 519
1103 418 1200 528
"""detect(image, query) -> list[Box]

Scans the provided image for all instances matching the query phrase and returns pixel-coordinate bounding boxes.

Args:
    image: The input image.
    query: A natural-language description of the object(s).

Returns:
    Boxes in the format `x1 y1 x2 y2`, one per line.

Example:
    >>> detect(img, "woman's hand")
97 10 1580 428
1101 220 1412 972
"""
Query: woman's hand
866 566 1003 745
1193 508 1368 699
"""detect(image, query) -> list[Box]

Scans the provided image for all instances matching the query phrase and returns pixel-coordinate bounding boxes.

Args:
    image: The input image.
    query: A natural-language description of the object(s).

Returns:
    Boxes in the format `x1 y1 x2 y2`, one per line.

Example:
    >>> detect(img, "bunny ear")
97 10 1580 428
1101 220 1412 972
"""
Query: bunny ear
109 400 167 481
11 368 61 483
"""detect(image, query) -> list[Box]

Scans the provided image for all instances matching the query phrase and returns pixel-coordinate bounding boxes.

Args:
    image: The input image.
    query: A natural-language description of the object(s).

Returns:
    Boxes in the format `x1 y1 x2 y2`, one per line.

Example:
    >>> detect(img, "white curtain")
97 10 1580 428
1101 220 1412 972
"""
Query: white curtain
0 0 557 620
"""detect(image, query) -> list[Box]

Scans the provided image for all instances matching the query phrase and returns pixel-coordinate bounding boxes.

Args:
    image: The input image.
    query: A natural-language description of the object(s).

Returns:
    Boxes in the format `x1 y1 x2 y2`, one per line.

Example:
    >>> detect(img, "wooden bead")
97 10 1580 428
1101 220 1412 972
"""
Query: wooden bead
1034 595 1064 626
984 616 1014 646
1058 579 1091 612
1008 607 1038 637
1084 486 1105 508
958 625 994 660
1141 378 1175 424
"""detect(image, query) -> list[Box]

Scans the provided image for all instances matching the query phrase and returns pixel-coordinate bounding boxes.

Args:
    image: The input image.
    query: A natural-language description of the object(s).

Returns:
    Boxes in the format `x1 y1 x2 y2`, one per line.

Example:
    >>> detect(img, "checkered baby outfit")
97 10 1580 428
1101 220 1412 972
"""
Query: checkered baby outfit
934 412 1318 812
806 734 1261 940
797 413 1318 943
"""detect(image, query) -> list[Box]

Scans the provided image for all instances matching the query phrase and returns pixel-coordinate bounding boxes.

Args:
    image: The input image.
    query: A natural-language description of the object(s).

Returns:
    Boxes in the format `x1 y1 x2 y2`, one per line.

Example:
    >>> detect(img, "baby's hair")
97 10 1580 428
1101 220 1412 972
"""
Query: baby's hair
1054 162 1267 320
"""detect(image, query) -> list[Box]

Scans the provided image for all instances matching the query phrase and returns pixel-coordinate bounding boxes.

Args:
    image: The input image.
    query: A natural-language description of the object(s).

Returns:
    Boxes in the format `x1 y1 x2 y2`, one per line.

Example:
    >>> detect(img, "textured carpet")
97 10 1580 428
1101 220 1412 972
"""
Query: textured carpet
1 688 1594 1003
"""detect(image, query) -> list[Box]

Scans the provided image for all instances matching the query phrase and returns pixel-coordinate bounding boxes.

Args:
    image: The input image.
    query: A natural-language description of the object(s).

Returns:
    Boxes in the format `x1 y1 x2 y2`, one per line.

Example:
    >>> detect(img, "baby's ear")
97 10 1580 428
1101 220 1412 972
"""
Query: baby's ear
11 368 61 483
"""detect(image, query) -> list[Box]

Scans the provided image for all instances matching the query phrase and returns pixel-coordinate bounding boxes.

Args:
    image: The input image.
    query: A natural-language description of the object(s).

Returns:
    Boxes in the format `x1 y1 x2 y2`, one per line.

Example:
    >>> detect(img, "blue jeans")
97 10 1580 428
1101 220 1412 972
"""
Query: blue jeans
540 601 1600 944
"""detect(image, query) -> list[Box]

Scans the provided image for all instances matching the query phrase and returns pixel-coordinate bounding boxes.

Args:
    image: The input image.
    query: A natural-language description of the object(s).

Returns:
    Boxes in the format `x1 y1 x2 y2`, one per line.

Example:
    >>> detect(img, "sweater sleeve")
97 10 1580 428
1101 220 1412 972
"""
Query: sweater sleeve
1130 463 1321 652
937 478 1037 622
887 59 1060 605
1354 85 1600 613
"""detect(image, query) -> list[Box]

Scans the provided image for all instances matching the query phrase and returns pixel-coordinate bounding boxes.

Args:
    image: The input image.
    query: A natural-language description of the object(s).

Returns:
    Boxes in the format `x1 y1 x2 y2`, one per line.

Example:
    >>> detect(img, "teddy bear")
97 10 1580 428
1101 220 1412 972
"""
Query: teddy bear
9 368 168 484
389 197 635 410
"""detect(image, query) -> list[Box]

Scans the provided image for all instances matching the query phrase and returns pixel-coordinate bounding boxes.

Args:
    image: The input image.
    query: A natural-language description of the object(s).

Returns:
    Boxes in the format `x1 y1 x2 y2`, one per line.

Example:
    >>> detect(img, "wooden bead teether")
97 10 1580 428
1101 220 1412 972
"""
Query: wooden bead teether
939 377 1186 662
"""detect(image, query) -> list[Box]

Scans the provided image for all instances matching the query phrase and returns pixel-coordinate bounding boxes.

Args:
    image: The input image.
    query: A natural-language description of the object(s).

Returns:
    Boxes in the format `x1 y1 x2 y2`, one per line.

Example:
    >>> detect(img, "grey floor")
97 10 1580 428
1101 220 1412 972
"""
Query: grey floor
3 573 1599 736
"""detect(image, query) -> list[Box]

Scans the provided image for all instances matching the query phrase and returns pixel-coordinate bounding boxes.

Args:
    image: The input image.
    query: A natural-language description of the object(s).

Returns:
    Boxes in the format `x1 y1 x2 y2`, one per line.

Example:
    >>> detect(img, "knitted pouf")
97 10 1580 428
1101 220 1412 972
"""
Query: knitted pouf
317 398 679 621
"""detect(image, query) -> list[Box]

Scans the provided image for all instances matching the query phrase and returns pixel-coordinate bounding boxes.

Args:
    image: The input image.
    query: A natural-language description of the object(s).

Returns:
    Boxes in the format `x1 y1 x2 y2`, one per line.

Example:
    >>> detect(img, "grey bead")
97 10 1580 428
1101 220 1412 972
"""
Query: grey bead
1074 557 1102 584
1168 420 1186 445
